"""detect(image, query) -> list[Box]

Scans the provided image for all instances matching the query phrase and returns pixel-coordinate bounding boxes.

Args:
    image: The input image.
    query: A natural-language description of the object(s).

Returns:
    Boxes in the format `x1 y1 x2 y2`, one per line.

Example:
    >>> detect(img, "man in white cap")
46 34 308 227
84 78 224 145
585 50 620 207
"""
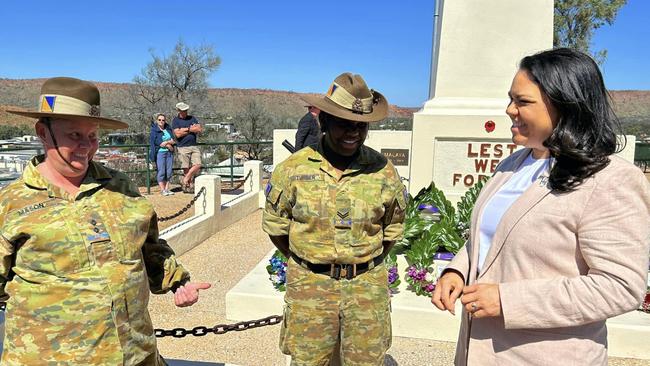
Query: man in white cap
172 102 203 193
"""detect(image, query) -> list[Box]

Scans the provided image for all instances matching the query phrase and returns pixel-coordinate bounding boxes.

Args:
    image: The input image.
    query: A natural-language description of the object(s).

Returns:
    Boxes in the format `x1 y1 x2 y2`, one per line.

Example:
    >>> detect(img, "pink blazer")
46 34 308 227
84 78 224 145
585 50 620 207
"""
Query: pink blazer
447 148 650 366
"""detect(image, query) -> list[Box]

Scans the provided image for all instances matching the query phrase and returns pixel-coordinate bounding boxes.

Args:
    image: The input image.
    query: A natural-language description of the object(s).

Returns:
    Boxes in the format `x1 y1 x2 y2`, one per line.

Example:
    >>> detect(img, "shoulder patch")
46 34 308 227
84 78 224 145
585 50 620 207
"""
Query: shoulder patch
265 182 272 197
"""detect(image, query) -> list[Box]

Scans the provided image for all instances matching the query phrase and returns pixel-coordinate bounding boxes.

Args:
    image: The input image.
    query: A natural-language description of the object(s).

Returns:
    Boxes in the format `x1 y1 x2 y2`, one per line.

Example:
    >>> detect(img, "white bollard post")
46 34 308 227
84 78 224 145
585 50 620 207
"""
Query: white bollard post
243 160 265 207
194 175 221 217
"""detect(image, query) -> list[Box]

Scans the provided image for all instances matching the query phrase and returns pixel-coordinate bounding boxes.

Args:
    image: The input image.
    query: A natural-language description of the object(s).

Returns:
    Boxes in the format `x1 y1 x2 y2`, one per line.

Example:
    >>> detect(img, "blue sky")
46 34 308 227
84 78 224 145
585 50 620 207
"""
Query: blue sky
0 0 647 107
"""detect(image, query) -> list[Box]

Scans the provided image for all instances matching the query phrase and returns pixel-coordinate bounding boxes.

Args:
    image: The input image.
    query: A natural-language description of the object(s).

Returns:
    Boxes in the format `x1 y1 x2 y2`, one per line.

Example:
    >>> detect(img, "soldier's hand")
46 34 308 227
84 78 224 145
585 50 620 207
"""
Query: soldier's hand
431 271 464 315
173 282 212 307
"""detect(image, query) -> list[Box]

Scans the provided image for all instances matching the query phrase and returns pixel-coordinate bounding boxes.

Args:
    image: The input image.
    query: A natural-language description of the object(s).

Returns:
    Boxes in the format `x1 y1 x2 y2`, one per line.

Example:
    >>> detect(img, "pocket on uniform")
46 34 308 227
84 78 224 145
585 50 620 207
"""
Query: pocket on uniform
292 181 326 220
349 183 383 246
376 303 392 350
279 304 292 355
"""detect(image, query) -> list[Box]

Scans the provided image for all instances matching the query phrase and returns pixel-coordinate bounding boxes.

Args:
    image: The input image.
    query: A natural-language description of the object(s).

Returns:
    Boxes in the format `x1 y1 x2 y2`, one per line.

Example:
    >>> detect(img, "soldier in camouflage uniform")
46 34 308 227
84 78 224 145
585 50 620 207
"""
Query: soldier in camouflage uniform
1 77 211 365
263 73 406 365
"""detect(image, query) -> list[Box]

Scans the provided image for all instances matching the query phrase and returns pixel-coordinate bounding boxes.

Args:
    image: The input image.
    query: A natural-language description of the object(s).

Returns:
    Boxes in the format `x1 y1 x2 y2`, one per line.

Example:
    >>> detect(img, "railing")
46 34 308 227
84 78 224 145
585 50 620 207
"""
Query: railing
634 142 650 172
0 140 273 194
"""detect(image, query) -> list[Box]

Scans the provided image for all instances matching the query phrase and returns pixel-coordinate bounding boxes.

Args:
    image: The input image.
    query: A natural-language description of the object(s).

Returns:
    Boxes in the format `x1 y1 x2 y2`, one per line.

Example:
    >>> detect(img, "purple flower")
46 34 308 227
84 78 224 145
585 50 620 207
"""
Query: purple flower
417 204 439 213
388 266 399 284
407 266 417 278
424 283 436 293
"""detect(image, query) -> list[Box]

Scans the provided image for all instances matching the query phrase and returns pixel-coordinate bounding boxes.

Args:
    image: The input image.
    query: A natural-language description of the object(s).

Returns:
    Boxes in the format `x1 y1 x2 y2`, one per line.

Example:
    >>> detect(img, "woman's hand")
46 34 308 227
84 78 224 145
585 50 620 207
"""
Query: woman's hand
431 270 465 315
460 283 501 318
173 282 212 307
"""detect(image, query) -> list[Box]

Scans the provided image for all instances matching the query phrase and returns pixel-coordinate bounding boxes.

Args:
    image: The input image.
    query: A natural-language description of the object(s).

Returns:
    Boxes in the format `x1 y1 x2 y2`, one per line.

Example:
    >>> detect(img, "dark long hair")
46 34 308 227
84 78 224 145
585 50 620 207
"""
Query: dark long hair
520 48 623 192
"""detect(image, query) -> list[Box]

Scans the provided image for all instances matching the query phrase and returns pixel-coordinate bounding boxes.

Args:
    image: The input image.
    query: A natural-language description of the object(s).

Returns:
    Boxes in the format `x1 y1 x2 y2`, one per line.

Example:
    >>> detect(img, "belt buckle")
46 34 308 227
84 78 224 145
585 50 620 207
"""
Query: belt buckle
330 263 356 280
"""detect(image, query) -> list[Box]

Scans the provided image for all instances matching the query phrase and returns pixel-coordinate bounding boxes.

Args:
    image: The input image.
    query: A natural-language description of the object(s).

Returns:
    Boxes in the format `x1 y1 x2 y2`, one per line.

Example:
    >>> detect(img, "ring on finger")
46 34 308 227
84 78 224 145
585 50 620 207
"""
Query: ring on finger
471 302 478 312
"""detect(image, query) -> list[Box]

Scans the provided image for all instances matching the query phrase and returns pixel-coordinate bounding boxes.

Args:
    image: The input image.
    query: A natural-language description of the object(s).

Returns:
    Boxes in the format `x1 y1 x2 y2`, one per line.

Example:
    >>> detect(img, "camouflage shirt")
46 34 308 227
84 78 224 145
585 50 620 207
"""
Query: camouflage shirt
0 156 190 365
263 142 406 264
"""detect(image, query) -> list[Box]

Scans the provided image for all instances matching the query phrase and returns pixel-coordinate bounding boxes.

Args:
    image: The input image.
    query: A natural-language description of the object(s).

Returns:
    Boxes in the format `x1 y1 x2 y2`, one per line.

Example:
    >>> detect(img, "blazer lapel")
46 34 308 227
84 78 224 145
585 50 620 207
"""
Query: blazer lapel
478 161 552 279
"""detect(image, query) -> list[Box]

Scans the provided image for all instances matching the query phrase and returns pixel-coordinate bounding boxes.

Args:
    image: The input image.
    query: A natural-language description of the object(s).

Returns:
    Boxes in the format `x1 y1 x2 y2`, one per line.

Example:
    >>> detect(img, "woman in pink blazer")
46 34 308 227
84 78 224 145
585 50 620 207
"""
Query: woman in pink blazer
432 48 650 365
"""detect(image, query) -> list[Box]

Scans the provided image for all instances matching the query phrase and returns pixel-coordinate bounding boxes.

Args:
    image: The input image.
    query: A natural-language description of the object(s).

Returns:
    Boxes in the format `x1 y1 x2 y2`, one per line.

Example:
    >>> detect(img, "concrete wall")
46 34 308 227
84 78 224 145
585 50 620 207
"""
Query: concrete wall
161 160 265 256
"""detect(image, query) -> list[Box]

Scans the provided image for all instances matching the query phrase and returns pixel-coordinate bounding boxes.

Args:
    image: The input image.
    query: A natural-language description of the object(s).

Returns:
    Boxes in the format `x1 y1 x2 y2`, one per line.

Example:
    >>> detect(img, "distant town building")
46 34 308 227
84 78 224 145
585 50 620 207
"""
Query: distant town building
0 135 41 187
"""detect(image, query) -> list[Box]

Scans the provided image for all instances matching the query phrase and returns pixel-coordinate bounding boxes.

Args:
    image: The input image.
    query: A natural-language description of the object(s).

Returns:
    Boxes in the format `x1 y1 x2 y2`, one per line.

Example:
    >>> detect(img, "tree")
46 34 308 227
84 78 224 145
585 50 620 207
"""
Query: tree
235 99 274 161
135 39 221 101
554 0 627 63
127 40 221 138
0 125 34 140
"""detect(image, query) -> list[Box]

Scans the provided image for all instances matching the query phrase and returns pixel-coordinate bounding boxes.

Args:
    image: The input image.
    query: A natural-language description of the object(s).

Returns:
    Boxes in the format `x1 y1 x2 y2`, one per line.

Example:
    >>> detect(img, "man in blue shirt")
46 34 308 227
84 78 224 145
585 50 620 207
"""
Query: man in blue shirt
172 102 203 193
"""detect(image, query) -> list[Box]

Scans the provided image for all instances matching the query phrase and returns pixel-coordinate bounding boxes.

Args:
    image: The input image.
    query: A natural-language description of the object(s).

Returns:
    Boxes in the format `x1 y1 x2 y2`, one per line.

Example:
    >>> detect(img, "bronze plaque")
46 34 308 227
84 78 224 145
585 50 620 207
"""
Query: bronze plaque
381 148 409 166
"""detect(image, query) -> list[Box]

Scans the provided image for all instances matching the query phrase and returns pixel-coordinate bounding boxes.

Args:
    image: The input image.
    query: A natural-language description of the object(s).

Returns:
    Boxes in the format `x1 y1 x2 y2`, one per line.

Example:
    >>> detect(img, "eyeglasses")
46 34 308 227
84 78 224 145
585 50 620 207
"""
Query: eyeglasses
157 119 166 122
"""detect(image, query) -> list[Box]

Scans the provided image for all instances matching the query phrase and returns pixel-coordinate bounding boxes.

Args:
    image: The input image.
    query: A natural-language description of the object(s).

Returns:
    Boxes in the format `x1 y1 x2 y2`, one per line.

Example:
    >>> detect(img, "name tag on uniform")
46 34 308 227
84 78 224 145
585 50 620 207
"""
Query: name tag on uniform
290 174 323 181
15 201 52 216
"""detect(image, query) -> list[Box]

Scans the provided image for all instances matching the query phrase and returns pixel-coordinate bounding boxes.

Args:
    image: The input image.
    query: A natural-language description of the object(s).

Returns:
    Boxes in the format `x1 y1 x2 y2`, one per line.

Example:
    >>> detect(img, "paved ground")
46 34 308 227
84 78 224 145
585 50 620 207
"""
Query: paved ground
143 200 650 366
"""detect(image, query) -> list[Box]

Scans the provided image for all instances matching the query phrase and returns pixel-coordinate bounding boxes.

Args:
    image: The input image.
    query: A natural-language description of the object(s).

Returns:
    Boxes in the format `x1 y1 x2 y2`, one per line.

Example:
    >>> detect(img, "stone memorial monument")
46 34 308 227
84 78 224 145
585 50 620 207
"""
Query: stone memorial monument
409 0 554 201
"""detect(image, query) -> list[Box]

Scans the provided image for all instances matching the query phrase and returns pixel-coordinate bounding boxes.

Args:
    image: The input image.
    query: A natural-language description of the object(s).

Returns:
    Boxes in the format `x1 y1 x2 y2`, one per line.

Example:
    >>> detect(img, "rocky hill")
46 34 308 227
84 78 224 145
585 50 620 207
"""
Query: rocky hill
0 78 415 128
0 78 647 129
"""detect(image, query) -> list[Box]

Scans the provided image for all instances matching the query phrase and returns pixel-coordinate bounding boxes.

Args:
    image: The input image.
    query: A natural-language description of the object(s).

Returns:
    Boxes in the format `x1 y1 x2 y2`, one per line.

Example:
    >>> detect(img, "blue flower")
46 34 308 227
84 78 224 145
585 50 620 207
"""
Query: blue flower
417 204 439 213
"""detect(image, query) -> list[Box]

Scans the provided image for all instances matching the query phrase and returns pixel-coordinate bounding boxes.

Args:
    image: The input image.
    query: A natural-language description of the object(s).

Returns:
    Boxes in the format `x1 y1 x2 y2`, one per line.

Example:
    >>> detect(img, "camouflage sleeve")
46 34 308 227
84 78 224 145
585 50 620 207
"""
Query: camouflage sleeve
0 199 13 301
141 209 191 294
382 164 407 242
262 165 293 236
0 234 13 301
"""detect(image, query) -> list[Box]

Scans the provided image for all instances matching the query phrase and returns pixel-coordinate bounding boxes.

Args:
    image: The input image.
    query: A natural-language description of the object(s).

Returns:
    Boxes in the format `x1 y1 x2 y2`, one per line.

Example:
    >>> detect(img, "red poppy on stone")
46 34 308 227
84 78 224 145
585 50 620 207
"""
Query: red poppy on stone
484 120 495 133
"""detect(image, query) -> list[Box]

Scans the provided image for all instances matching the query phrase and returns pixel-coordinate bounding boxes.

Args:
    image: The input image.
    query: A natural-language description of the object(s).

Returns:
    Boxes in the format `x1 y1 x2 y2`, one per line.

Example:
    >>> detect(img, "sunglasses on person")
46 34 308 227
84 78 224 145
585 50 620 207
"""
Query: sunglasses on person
327 115 369 131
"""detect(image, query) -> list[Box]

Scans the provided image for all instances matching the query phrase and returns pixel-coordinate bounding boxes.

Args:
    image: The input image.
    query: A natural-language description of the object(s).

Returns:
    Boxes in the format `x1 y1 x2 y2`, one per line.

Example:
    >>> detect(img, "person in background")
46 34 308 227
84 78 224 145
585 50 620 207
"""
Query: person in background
172 102 202 193
149 113 176 196
1 77 211 365
294 104 321 151
263 72 406 365
431 48 650 366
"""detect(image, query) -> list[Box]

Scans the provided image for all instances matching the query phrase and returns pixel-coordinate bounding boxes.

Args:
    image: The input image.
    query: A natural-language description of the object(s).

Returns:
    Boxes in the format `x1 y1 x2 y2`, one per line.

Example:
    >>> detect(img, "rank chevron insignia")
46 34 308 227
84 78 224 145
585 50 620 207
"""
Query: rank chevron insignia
337 210 349 219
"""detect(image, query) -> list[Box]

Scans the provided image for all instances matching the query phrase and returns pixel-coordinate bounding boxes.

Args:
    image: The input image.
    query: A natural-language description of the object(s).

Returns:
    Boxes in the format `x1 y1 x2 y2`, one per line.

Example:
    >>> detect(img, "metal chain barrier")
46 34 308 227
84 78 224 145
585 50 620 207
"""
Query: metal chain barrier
154 315 283 338
221 169 253 193
0 301 282 337
158 187 206 222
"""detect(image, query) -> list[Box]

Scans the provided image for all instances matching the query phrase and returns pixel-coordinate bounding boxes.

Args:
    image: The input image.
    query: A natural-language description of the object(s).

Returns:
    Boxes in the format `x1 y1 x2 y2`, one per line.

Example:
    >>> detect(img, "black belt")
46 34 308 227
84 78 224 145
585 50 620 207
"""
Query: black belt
290 252 385 280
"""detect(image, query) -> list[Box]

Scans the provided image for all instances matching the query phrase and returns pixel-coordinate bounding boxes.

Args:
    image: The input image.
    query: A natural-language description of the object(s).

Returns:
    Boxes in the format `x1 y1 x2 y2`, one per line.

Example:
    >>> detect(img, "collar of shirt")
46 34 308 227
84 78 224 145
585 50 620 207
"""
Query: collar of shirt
23 155 113 199
307 140 374 179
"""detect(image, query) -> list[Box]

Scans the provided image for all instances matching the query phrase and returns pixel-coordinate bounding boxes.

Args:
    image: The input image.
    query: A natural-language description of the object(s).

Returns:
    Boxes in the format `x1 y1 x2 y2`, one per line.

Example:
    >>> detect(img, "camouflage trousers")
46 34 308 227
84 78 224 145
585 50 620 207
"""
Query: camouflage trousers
281 258 392 366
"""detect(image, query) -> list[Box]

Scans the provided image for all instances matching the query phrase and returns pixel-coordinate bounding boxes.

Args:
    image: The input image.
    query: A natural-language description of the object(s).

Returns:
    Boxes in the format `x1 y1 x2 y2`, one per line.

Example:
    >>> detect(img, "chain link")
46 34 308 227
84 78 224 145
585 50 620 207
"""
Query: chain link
221 170 253 193
158 187 206 222
154 315 283 338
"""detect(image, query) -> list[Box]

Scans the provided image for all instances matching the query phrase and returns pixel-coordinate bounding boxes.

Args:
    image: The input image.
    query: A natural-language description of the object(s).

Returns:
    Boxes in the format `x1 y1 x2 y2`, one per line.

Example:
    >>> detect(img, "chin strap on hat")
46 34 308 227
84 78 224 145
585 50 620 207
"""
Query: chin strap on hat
42 118 77 170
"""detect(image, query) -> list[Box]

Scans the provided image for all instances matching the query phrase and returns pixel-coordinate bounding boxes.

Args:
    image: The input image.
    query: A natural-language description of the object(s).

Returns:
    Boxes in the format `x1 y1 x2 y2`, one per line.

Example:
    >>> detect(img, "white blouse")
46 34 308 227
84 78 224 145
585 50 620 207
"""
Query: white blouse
477 153 550 272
